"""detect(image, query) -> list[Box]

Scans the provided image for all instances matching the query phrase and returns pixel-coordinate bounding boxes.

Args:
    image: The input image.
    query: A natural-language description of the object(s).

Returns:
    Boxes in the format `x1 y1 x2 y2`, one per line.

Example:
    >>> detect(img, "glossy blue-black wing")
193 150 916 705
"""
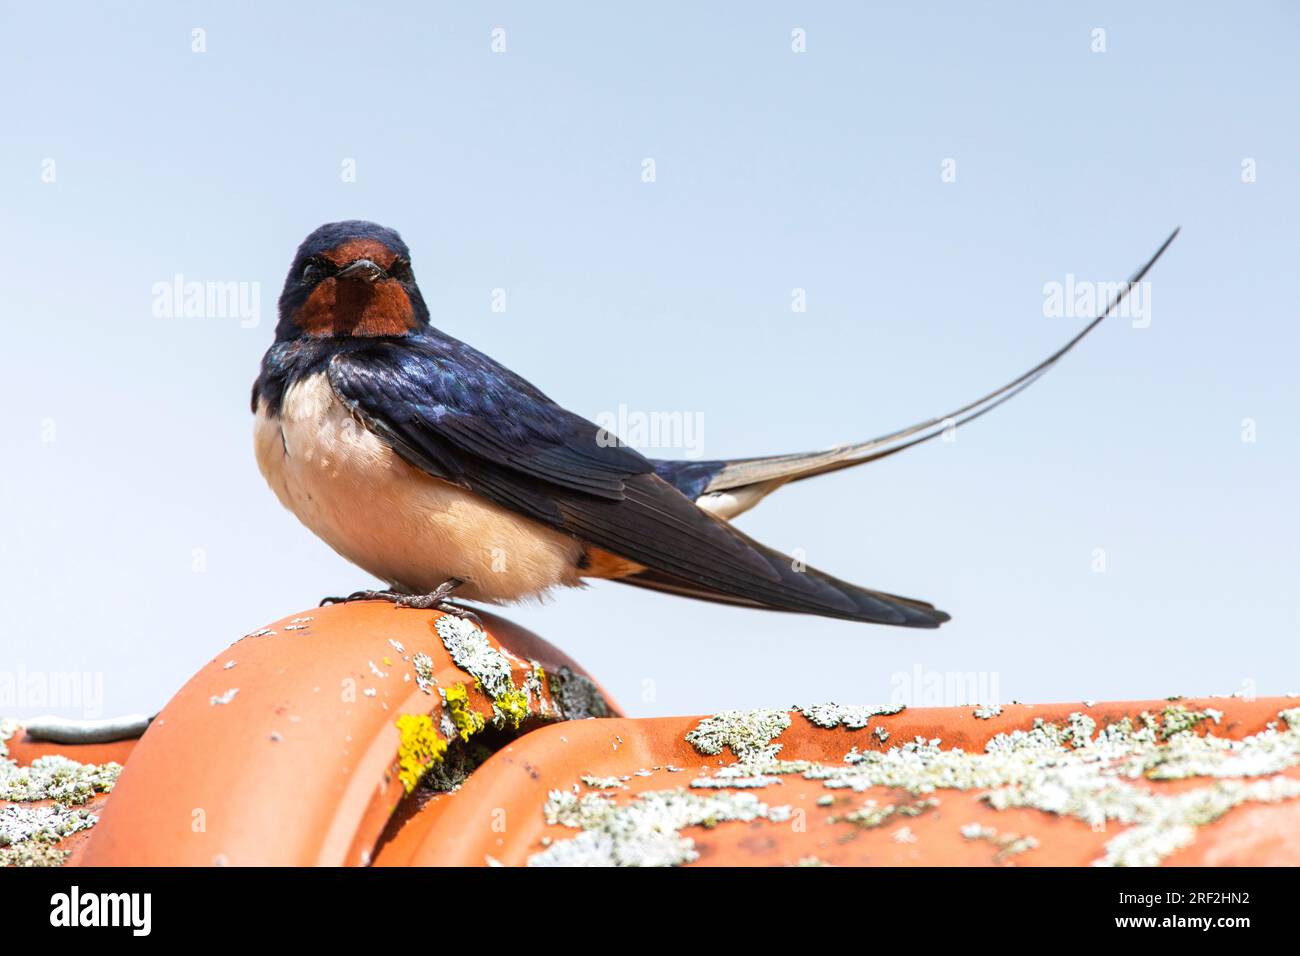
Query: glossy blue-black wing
327 338 947 627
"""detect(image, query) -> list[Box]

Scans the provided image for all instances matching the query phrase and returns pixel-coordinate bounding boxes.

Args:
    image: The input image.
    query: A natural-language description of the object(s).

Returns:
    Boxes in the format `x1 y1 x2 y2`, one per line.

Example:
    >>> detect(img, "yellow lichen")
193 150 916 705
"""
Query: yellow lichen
445 684 485 741
395 714 448 794
494 687 532 729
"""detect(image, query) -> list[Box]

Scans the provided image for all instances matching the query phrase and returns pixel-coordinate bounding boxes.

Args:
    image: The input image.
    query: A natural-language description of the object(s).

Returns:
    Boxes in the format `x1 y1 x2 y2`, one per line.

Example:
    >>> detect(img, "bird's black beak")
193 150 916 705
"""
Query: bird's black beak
335 258 387 283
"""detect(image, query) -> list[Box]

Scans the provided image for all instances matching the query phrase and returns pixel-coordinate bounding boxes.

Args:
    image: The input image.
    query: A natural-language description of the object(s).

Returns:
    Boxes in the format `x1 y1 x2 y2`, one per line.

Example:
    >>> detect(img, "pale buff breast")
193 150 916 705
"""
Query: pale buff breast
252 372 585 603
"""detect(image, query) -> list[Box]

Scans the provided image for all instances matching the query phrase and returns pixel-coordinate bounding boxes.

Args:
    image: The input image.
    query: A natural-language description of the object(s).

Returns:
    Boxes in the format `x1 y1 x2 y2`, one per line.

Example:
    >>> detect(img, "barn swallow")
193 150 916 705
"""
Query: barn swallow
252 221 1178 627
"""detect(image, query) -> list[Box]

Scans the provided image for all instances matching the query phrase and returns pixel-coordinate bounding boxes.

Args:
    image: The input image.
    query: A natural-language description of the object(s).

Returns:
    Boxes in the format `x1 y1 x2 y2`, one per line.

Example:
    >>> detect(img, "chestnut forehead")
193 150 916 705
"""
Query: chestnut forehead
319 238 401 268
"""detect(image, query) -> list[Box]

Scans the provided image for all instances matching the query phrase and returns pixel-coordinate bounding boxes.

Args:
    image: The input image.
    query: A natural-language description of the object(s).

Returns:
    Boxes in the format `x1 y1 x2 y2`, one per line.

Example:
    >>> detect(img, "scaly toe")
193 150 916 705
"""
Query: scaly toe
320 589 400 607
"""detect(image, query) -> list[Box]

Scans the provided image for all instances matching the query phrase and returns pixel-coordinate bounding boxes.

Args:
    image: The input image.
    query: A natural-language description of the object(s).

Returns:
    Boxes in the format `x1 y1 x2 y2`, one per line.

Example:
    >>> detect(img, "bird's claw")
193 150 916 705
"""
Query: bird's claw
319 580 479 626
320 589 399 607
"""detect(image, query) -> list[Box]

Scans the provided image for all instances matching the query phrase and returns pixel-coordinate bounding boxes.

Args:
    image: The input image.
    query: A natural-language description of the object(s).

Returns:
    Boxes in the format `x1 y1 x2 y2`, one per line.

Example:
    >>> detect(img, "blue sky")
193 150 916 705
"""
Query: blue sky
2 2 1296 719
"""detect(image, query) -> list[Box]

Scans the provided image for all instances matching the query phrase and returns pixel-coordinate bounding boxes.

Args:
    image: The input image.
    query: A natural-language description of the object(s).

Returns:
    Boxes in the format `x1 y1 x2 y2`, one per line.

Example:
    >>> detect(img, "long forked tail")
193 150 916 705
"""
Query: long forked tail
657 228 1180 520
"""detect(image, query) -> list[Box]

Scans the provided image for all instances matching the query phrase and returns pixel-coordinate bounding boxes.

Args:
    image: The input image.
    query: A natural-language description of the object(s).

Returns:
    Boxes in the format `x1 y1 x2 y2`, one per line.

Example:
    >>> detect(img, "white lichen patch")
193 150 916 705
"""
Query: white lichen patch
581 774 628 790
961 822 1039 862
412 653 436 693
690 772 783 789
0 723 113 867
1148 704 1219 740
528 787 773 867
973 704 1003 720
685 709 792 761
1 754 121 805
433 615 539 728
524 663 549 715
1064 712 1096 748
209 688 239 706
1 840 70 867
1096 777 1300 866
434 616 514 702
797 702 904 730
0 804 97 847
834 797 939 829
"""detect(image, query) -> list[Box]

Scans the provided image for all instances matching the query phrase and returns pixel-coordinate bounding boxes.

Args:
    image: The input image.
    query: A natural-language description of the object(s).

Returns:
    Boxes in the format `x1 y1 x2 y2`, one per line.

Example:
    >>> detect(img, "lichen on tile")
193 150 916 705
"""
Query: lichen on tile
434 616 609 728
0 719 119 867
1 753 121 806
685 708 791 761
834 797 939 829
669 702 1300 867
394 714 448 793
412 653 436 693
547 666 612 721
797 702 904 730
434 616 514 702
1 839 72 867
1 803 97 847
529 787 774 867
960 822 1039 862
580 774 628 790
440 683 485 742
394 615 614 796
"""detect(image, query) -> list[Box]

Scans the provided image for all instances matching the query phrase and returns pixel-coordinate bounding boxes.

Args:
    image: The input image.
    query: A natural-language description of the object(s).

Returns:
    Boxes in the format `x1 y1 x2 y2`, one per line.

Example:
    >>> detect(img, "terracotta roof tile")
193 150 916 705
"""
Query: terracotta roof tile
3 603 1293 867
71 604 619 866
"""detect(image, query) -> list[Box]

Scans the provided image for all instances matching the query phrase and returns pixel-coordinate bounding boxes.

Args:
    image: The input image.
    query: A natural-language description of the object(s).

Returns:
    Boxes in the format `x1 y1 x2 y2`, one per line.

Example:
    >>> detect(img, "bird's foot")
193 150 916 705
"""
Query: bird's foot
395 580 484 628
320 588 402 607
319 579 482 627
414 600 484 628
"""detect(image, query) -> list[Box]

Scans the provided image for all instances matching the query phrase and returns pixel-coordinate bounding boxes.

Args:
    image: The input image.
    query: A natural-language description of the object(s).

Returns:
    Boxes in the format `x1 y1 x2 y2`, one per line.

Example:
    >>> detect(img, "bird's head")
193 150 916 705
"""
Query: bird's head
275 221 429 341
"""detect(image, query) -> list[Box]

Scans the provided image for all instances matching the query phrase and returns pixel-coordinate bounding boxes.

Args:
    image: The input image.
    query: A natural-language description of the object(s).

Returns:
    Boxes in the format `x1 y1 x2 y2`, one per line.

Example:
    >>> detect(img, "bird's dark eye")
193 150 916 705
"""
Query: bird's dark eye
301 260 324 284
389 258 413 281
